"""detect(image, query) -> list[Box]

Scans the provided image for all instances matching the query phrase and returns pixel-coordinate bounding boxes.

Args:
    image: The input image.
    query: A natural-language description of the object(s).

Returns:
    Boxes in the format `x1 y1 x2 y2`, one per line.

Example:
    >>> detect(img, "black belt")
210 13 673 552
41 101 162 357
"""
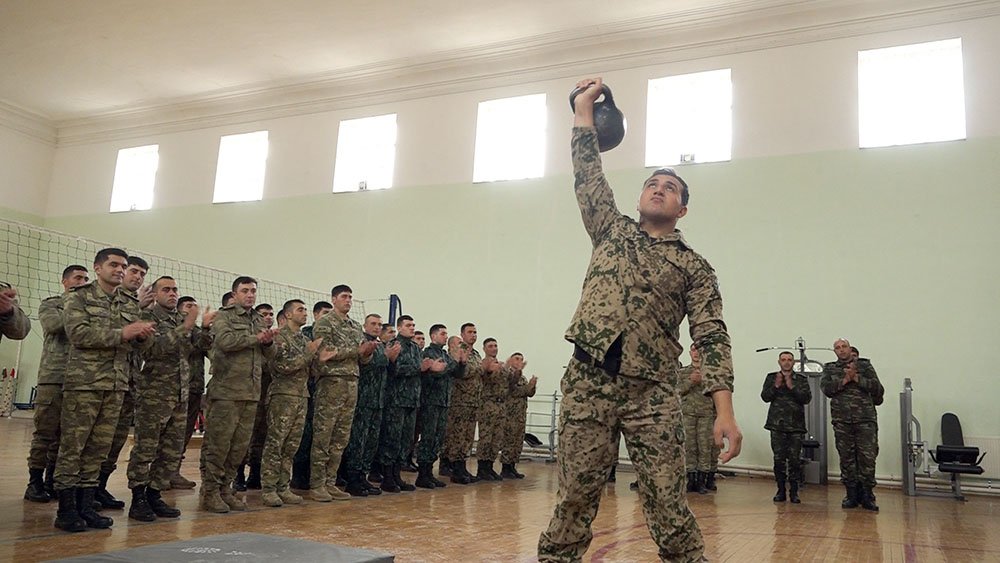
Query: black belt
573 345 621 376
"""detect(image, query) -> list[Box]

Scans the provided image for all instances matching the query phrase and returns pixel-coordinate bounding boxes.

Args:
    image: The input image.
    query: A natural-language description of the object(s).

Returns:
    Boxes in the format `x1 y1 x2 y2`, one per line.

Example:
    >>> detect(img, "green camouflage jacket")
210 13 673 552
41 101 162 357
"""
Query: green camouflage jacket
386 335 422 408
820 358 884 424
312 312 364 379
36 295 70 385
420 342 464 407
0 281 30 343
207 304 275 401
565 127 733 391
269 325 315 399
187 326 212 393
139 303 194 403
356 333 388 409
761 371 811 433
677 365 716 417
450 344 483 408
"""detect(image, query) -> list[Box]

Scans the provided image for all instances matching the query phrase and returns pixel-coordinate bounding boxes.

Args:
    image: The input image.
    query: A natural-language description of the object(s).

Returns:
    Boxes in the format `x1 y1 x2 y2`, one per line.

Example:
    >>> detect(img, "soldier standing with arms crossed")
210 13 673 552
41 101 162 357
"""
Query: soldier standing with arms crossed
761 351 811 503
537 78 742 562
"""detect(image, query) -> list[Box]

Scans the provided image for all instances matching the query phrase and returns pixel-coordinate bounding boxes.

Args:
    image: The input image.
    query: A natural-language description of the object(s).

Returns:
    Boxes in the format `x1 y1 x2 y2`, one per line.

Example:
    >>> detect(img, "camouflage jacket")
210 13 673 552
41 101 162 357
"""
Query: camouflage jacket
312 313 364 379
508 372 537 400
139 303 194 404
677 365 716 417
37 295 70 385
420 342 465 407
386 335 423 408
357 333 388 409
269 325 315 399
761 371 811 433
207 304 275 401
565 127 733 390
450 344 483 408
301 325 314 340
0 282 30 343
820 358 884 424
480 358 511 403
187 326 212 393
63 281 149 391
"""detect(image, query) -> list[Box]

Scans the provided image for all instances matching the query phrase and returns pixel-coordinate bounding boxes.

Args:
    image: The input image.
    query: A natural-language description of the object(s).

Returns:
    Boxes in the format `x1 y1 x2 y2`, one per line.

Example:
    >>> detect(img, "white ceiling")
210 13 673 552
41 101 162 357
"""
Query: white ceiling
1 0 994 139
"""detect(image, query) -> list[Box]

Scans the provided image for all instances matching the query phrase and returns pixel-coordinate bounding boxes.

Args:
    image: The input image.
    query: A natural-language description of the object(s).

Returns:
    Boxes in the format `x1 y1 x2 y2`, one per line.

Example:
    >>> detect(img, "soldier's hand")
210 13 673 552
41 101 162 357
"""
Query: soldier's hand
529 375 538 386
137 285 154 308
318 348 337 363
385 341 401 362
122 321 156 341
0 287 16 315
420 358 434 372
307 337 324 354
690 369 703 384
714 415 743 463
430 359 447 373
359 340 378 357
201 307 218 328
257 329 276 344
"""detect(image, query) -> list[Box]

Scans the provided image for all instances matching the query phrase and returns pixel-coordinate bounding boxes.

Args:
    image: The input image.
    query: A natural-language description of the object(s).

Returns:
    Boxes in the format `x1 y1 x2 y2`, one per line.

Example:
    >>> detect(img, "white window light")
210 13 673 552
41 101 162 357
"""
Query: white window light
473 93 547 183
332 114 397 193
858 38 966 148
109 144 158 212
213 130 269 203
645 69 732 167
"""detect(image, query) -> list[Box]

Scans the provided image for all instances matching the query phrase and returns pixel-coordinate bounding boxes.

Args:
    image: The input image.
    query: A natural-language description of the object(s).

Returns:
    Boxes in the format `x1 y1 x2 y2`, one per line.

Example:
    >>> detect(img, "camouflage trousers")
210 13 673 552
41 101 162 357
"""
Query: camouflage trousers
101 389 134 475
683 414 714 472
476 399 506 462
441 404 477 462
833 420 878 487
182 391 202 456
28 384 62 470
416 404 448 464
310 377 357 488
199 398 256 493
379 405 417 465
54 390 124 490
499 398 528 464
291 377 317 486
343 406 383 473
245 372 271 465
126 393 186 490
260 394 307 493
538 360 704 563
770 431 804 483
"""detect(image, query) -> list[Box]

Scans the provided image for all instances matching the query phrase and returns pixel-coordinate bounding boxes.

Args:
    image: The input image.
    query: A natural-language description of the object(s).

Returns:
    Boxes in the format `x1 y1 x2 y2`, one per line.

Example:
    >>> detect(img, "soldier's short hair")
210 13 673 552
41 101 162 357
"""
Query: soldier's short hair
331 284 352 298
152 275 175 290
850 346 860 355
396 315 414 327
650 168 689 206
778 351 794 360
511 352 523 359
62 265 87 279
483 337 497 346
381 323 392 331
178 296 196 307
254 303 273 312
127 256 149 272
282 299 305 316
429 324 446 336
94 247 128 266
221 291 234 306
231 276 257 292
313 300 333 314
276 310 286 322
460 322 475 333
365 313 382 322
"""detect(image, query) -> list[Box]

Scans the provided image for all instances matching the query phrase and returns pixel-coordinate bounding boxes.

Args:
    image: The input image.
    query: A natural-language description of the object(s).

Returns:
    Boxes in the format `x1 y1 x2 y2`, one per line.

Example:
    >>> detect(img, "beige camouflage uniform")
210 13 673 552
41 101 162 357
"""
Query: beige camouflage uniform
261 325 314 494
309 312 364 491
678 364 716 473
55 282 149 490
500 370 537 465
441 345 482 463
538 127 734 563
476 360 511 464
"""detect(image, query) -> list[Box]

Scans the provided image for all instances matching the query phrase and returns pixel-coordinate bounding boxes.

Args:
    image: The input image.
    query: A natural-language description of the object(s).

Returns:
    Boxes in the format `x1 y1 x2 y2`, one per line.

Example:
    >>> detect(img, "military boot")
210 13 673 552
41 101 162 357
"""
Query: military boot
511 463 525 479
345 471 369 497
220 489 247 511
415 463 436 489
773 478 787 502
500 463 519 480
368 462 383 483
277 489 303 504
860 485 879 512
200 488 230 513
379 467 400 493
44 463 56 499
686 471 698 492
788 481 801 504
450 460 471 485
704 471 717 491
233 465 247 492
95 471 125 509
477 460 497 482
128 485 156 522
24 468 50 503
841 482 859 509
146 487 181 517
695 471 709 494
53 488 87 532
78 488 114 528
395 464 416 491
261 491 283 507
246 460 262 490
438 458 452 477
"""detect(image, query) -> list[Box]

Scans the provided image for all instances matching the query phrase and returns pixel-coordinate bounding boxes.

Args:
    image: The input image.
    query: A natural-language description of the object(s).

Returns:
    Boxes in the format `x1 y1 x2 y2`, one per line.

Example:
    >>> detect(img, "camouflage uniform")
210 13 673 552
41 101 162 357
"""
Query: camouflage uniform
28 296 69 473
500 371 537 465
678 365 715 473
379 335 422 466
260 325 313 494
182 328 211 457
200 305 274 496
538 127 734 563
476 360 511 464
101 287 143 479
55 282 148 490
242 360 272 475
126 303 193 491
291 325 316 486
0 282 30 342
309 312 363 490
343 333 388 474
761 371 811 484
416 343 464 464
441 345 482 463
821 358 884 488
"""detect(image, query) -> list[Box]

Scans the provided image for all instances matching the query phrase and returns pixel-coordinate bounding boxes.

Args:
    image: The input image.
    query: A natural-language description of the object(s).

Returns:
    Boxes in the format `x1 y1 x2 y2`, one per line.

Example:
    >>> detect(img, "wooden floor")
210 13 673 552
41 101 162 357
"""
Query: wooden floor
1 416 998 562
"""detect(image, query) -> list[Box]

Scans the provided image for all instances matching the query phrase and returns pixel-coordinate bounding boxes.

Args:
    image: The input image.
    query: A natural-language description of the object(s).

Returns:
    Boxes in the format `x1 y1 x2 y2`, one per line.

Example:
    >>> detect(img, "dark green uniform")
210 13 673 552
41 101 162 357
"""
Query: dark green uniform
821 358 883 489
760 371 811 484
343 334 388 474
379 335 422 467
416 343 464 464
28 295 69 473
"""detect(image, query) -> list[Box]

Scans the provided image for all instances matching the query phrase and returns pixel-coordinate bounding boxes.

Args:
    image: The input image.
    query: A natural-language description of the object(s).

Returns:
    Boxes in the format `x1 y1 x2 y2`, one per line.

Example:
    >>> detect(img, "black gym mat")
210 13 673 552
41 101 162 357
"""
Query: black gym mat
54 532 394 562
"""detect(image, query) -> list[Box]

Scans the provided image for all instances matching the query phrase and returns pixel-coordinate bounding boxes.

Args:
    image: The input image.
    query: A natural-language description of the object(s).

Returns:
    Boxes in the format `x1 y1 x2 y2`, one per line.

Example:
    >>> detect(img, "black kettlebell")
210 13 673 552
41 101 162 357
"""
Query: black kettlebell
569 84 627 152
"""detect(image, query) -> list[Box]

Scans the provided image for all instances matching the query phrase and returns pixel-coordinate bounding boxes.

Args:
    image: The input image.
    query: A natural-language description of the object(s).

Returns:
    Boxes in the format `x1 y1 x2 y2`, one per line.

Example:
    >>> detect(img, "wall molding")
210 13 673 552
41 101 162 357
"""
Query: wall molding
52 0 1000 147
0 100 56 146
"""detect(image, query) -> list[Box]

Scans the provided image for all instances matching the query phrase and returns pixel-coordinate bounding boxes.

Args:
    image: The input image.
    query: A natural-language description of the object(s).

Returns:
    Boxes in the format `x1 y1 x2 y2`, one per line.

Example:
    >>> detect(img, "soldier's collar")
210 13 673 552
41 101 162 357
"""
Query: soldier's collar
634 224 691 249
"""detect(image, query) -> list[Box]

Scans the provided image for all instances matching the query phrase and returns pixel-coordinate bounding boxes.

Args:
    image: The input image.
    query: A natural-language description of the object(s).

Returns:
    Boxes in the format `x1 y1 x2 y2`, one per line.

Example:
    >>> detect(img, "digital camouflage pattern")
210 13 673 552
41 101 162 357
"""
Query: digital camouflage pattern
416 342 464 464
500 371 536 464
821 359 884 487
261 325 315 493
538 127 734 562
761 371 812 482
